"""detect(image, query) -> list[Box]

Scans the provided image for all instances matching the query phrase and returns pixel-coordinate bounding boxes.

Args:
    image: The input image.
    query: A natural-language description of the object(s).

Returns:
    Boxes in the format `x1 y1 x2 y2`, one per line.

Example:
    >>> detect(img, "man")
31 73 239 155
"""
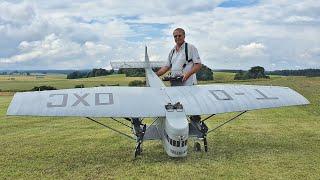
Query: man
156 28 202 86
156 28 204 127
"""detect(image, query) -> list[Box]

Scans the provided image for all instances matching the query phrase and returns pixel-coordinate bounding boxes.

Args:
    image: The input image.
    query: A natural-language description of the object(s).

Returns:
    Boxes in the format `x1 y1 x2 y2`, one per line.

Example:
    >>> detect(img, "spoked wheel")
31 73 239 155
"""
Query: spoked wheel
194 142 201 152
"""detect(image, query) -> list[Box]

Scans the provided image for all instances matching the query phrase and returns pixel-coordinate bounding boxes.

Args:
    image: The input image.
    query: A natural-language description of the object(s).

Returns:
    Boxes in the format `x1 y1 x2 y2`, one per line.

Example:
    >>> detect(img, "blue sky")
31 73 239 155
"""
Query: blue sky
0 0 319 70
218 0 259 7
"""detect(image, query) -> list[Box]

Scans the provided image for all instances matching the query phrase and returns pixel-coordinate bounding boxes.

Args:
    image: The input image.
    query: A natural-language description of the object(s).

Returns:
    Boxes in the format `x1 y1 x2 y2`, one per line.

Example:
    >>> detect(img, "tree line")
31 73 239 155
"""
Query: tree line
267 69 320 77
118 64 214 81
67 68 114 79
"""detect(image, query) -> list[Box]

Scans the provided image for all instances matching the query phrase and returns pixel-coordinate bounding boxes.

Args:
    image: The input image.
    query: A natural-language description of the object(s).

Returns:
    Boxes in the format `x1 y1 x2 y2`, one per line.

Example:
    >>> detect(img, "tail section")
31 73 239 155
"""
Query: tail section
110 46 166 88
145 46 150 64
110 46 165 70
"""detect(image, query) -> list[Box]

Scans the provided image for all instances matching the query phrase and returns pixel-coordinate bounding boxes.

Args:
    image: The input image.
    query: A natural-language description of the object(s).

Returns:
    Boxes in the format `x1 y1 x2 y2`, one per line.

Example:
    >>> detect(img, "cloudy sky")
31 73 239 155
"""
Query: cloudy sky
0 0 319 70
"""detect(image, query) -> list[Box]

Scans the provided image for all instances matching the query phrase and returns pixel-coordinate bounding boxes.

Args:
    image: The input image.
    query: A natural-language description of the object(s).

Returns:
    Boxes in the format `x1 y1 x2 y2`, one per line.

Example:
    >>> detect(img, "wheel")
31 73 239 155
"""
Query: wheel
194 142 201 152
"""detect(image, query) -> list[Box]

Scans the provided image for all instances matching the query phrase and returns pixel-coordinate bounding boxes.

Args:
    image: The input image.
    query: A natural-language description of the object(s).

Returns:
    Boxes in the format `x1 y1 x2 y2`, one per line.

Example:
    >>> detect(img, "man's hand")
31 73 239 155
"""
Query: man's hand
182 73 191 82
156 66 170 76
182 63 202 82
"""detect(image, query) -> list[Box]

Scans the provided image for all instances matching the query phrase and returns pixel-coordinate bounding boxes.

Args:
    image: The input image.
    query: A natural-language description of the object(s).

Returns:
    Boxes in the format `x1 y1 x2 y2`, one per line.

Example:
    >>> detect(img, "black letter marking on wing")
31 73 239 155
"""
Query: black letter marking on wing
95 93 114 105
255 89 278 100
72 93 90 106
209 90 233 100
47 94 68 108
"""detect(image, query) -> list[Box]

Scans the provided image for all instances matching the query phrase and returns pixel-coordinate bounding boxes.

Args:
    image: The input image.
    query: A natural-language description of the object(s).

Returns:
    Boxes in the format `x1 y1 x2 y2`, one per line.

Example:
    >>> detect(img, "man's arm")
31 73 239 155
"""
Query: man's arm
156 66 170 76
182 63 202 82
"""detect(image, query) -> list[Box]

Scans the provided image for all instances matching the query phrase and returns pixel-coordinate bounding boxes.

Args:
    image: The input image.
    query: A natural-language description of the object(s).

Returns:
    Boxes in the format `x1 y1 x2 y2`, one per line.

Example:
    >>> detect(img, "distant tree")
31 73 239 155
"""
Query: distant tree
118 68 145 77
247 66 268 79
196 64 214 81
67 71 87 79
87 68 114 77
128 80 145 86
68 69 114 79
234 70 248 80
268 69 320 77
74 84 85 88
119 64 214 80
234 66 269 80
31 86 57 91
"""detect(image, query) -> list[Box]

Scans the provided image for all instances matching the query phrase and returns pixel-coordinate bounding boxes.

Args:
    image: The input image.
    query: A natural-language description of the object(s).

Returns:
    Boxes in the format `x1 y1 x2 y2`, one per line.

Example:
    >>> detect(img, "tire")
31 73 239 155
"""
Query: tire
194 142 201 152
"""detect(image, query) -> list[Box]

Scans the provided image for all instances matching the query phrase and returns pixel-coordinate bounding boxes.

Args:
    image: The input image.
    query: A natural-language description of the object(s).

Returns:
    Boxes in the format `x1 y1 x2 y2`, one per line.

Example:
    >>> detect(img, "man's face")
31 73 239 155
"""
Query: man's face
173 30 185 46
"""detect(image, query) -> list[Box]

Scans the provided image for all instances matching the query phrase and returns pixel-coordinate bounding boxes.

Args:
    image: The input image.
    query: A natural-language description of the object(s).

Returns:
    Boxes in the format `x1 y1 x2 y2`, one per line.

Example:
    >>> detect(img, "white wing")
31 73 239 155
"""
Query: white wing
7 87 170 117
7 84 309 118
165 84 309 116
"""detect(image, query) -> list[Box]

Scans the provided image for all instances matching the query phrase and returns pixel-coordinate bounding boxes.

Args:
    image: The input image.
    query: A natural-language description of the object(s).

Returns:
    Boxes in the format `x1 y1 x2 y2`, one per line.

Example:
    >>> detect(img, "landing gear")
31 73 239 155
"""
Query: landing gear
190 115 209 152
131 118 146 158
189 111 247 154
194 142 201 151
203 136 208 152
135 141 142 157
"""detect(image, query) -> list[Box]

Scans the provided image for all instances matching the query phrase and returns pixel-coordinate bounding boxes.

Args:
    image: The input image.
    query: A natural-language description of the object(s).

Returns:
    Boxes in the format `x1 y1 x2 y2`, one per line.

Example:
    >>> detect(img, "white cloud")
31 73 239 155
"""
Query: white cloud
284 15 316 23
0 1 36 25
0 0 319 70
84 41 112 56
300 48 320 60
1 34 81 63
235 42 266 57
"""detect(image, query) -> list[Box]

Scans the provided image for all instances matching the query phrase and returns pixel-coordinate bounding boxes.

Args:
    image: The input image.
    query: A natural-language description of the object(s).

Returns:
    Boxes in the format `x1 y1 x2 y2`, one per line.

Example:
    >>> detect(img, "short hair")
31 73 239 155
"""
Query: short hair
173 28 185 35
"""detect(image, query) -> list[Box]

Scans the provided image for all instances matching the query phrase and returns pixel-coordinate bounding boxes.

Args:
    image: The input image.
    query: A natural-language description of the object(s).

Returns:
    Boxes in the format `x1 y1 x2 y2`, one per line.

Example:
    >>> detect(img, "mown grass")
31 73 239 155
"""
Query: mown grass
0 74 144 91
0 73 319 179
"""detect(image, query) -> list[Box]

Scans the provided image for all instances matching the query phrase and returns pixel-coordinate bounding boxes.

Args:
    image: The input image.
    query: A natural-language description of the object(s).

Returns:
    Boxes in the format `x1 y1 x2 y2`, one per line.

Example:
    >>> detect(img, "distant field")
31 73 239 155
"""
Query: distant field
0 73 319 179
0 74 144 91
0 72 283 91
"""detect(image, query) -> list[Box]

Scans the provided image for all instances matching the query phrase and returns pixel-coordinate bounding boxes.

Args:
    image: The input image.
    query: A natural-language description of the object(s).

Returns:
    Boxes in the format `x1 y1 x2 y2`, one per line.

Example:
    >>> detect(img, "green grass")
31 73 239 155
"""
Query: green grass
0 73 319 179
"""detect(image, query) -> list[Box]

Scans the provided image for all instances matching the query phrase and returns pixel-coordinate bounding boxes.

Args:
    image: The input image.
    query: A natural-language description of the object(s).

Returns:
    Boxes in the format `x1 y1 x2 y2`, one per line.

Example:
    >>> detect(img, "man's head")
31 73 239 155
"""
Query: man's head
173 28 185 47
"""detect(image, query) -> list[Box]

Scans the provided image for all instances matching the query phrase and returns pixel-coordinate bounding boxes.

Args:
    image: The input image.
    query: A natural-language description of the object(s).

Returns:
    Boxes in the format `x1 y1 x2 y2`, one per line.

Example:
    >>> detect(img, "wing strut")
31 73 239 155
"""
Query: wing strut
86 117 135 140
201 114 216 122
207 111 247 134
110 117 132 129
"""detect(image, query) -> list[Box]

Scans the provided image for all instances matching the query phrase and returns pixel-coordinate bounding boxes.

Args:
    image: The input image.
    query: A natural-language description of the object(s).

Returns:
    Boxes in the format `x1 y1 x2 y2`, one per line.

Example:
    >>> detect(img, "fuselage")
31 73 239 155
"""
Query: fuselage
157 111 189 157
144 47 189 157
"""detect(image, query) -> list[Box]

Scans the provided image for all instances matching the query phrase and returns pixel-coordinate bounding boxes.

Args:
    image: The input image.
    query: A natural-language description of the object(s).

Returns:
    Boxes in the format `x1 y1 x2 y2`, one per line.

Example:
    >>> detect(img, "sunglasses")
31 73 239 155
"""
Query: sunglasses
173 35 184 38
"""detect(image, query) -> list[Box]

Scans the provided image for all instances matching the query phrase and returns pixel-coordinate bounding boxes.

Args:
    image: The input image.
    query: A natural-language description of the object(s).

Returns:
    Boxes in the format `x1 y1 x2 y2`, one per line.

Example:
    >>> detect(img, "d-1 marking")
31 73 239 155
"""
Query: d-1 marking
209 89 279 100
254 89 278 100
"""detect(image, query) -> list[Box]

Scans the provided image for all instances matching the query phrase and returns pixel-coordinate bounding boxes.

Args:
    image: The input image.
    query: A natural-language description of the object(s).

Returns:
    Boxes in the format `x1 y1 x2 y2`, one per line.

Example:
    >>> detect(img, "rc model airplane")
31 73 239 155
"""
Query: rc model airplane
7 47 309 158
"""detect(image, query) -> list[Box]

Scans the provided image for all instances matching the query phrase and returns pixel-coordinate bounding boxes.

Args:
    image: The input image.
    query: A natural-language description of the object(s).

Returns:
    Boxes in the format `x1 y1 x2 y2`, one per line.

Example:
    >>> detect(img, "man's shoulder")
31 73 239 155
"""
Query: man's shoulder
186 42 198 50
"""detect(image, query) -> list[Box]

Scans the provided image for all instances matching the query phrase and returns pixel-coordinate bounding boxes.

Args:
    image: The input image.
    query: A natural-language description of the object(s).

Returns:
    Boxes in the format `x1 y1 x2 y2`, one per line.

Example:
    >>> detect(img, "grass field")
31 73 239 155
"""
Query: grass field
0 73 319 179
0 74 145 91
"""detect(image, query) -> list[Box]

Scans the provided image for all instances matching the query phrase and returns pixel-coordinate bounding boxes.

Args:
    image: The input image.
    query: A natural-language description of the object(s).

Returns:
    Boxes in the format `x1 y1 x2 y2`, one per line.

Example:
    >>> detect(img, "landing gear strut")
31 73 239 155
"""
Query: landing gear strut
190 115 209 152
131 118 146 158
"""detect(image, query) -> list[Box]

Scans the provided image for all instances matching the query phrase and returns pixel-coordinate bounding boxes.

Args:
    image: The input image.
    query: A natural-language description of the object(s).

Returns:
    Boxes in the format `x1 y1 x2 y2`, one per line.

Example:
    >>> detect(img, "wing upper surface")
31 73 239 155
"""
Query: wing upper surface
7 87 170 117
7 84 309 118
165 84 309 116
